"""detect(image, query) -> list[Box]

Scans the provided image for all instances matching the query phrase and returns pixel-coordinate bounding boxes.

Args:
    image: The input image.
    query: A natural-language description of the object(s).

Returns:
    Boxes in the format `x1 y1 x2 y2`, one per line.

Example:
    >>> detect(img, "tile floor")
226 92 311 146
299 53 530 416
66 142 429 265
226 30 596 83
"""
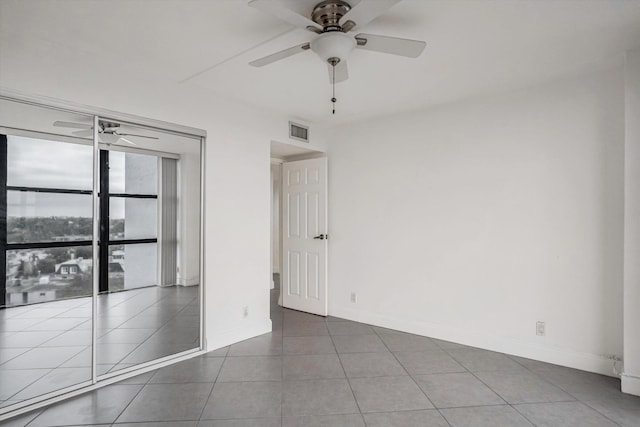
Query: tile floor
0 286 199 409
2 281 640 426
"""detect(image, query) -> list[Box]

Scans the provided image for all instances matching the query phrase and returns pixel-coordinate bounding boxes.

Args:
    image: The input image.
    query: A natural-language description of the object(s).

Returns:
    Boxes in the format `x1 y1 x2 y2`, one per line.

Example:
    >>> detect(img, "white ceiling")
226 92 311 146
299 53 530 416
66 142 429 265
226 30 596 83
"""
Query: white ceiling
1 0 640 126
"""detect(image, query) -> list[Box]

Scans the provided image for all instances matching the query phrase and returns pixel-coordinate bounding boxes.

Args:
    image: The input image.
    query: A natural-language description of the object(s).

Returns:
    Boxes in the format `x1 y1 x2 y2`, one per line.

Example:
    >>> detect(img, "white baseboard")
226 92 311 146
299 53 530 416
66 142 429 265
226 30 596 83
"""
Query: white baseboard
621 374 640 396
205 318 272 352
329 305 618 378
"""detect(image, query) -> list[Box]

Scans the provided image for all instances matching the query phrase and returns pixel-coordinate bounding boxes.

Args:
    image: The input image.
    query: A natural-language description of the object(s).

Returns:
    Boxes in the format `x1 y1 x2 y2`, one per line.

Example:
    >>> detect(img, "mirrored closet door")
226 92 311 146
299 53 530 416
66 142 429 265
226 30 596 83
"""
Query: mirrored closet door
93 120 202 377
0 96 203 414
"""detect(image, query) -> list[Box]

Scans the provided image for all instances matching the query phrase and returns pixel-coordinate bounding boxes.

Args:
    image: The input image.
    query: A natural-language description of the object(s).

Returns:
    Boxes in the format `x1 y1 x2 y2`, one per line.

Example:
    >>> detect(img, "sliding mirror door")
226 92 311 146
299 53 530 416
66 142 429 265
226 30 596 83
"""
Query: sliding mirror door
0 99 95 408
0 97 203 415
94 120 201 376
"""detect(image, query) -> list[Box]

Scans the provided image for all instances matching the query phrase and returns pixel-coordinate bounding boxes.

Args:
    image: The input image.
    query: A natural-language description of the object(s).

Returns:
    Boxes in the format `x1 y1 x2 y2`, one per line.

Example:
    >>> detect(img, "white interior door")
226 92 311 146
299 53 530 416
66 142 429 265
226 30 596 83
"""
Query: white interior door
282 157 328 316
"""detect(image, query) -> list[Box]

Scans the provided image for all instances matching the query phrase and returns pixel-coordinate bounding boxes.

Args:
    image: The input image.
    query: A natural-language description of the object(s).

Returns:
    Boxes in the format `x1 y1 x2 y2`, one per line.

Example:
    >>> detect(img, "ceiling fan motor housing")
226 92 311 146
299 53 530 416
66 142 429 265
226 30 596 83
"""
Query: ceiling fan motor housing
311 0 351 31
311 31 355 64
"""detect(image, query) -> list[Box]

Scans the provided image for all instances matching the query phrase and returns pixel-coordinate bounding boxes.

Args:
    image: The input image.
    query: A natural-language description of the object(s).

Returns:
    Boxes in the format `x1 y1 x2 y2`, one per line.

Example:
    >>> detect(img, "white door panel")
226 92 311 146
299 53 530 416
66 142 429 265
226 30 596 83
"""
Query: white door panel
282 157 328 316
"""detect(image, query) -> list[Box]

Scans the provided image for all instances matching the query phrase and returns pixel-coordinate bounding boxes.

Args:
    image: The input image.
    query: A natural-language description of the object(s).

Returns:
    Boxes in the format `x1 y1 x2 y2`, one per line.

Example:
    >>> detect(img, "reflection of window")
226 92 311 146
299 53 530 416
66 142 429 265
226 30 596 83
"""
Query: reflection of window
102 151 159 292
107 244 156 291
2 134 169 306
7 192 93 244
109 197 157 240
5 247 93 306
2 135 94 307
7 136 92 190
109 151 157 194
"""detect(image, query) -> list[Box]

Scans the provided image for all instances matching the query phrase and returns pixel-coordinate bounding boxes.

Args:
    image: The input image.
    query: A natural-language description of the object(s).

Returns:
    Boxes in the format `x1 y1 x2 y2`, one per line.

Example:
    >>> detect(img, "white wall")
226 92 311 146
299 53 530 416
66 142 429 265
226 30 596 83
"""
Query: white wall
623 47 640 396
328 68 625 376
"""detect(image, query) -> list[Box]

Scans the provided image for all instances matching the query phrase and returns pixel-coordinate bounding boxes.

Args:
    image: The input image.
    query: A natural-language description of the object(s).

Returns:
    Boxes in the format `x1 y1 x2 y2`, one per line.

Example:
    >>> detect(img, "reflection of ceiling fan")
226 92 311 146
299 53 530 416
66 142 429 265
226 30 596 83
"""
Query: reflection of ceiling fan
53 120 159 145
248 0 426 84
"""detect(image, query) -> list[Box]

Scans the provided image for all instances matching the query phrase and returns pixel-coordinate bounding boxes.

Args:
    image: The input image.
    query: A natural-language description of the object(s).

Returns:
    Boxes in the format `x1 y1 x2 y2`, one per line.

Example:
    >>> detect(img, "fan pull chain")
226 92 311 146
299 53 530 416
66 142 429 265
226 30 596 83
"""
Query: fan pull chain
331 63 337 115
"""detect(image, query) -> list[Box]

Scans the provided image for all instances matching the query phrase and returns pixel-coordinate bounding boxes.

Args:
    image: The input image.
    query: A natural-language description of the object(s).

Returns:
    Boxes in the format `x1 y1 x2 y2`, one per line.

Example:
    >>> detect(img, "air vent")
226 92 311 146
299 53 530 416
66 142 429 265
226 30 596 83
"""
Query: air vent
289 121 309 142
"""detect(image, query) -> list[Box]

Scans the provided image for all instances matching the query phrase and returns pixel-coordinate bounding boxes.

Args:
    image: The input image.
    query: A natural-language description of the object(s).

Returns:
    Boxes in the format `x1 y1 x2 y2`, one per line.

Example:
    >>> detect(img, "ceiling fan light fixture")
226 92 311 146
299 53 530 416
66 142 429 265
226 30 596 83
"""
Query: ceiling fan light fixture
100 133 120 144
310 31 355 64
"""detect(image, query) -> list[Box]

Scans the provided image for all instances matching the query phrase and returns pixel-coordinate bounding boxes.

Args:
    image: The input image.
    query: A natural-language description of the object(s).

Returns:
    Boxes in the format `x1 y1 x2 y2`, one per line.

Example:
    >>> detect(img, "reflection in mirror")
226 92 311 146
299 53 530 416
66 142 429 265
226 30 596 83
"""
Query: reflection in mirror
109 198 158 241
0 98 94 408
0 98 202 413
109 151 157 195
96 120 201 375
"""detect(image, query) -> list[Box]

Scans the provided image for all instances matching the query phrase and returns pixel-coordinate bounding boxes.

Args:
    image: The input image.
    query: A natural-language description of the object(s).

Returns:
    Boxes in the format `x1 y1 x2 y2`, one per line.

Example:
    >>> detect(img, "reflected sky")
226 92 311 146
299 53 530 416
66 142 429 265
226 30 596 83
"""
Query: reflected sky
8 136 93 189
7 135 126 217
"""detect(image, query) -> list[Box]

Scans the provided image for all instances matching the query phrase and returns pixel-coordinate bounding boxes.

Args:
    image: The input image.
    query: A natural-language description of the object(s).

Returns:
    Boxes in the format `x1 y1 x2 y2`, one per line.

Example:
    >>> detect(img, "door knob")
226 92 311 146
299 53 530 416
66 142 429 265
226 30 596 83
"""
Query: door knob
313 234 327 240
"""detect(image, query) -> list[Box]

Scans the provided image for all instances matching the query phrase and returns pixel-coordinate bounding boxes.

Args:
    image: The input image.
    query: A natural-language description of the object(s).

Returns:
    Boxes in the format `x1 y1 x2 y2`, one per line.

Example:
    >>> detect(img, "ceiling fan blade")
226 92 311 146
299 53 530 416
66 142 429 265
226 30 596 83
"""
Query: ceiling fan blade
119 137 137 146
339 0 402 32
355 33 425 58
249 42 310 67
328 60 349 84
118 133 159 140
72 129 94 138
53 121 92 129
249 0 322 31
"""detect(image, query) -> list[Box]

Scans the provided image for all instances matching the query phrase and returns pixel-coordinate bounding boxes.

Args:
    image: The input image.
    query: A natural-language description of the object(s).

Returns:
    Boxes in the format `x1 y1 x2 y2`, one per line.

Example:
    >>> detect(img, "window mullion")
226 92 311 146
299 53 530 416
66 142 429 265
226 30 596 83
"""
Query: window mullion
99 150 109 294
6 186 93 195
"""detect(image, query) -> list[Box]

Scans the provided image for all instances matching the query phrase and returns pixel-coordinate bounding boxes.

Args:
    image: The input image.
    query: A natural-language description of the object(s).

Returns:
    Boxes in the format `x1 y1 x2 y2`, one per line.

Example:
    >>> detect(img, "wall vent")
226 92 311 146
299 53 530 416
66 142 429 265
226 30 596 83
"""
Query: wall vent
289 121 309 142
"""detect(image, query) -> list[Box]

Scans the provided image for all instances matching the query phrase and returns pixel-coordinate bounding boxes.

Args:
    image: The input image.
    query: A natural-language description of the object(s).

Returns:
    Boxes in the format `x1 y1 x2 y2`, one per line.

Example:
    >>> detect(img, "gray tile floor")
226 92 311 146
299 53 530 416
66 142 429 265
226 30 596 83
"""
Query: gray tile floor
0 286 199 409
2 280 639 426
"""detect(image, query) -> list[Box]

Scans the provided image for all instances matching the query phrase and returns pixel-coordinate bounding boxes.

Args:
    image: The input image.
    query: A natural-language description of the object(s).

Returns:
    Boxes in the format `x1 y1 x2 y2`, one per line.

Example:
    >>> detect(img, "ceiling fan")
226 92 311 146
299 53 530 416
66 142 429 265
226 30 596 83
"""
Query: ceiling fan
248 0 426 84
53 120 159 145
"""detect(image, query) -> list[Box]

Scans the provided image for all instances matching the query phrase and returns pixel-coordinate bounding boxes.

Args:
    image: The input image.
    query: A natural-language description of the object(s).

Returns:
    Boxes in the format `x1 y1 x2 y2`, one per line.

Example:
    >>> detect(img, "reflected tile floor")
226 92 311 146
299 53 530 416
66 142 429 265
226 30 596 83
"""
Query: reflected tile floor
0 286 199 409
2 283 640 426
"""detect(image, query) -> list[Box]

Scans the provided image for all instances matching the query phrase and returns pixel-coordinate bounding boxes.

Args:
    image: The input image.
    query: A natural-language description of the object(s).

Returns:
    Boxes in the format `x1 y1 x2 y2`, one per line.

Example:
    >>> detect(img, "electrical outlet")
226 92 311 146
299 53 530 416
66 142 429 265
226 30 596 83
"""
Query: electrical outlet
350 292 357 303
536 321 545 336
243 306 249 318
